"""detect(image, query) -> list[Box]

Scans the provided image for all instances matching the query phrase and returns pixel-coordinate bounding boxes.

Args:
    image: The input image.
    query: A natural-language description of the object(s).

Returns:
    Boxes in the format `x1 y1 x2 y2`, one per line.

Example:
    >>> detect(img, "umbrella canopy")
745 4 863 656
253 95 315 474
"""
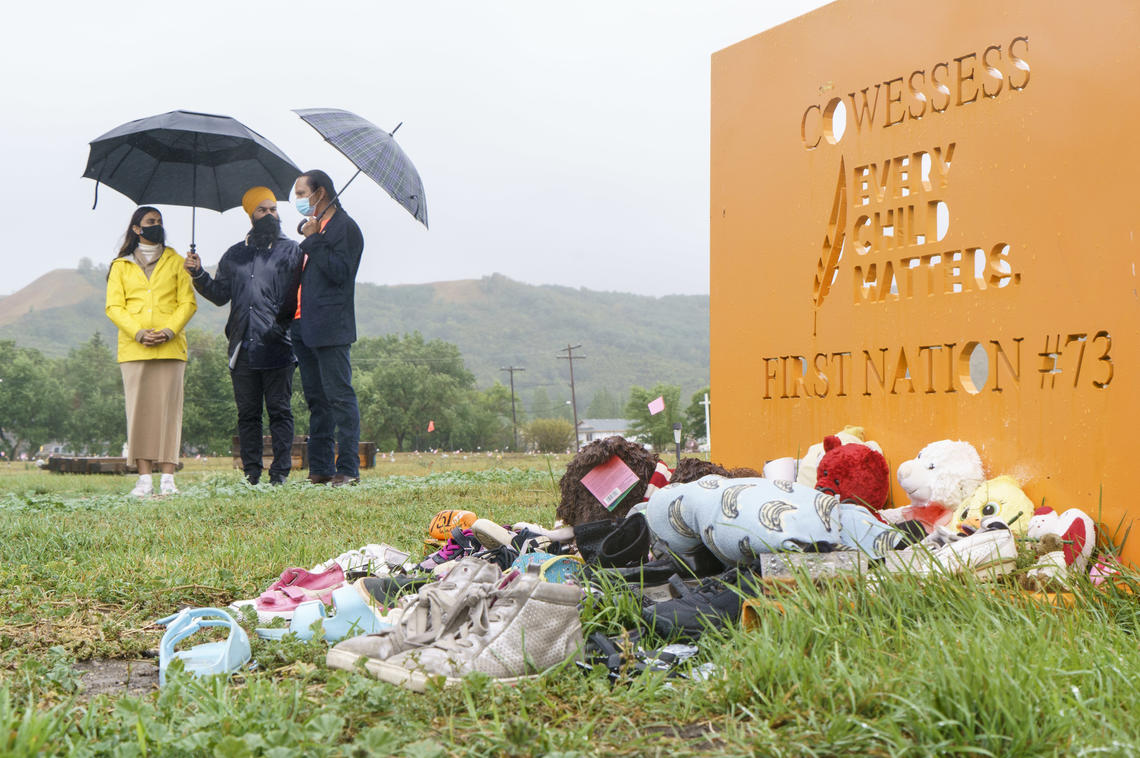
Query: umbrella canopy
293 108 428 228
83 109 301 220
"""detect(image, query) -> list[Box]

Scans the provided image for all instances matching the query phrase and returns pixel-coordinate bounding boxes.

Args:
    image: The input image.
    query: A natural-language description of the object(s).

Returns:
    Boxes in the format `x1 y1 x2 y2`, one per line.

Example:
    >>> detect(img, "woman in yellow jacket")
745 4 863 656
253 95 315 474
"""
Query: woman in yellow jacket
105 206 197 497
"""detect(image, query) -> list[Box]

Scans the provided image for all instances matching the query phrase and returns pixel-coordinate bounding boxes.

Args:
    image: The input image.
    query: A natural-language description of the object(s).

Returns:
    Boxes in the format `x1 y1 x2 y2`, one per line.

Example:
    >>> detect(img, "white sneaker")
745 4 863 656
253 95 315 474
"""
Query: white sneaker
159 474 178 495
883 527 1017 580
129 475 153 498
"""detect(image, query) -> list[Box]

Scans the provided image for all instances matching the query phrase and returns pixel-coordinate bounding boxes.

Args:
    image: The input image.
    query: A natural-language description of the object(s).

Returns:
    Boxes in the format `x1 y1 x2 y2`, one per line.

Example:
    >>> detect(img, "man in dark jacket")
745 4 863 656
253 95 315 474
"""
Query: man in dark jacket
184 187 303 485
291 169 365 486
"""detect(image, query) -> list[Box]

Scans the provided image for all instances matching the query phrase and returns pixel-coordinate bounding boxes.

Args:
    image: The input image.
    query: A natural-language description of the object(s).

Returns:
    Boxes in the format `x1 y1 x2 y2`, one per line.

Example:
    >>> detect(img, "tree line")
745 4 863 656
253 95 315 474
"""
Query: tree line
0 334 709 459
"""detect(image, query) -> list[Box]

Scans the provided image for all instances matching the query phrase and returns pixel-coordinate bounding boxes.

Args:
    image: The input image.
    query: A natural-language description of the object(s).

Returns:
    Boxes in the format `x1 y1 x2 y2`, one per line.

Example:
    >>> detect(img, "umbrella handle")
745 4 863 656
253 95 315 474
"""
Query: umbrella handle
190 205 196 254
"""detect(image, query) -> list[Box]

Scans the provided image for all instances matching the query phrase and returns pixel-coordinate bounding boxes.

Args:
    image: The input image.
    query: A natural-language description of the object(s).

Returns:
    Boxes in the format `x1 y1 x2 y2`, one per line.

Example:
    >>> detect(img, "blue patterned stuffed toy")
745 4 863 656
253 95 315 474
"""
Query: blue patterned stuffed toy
643 475 900 564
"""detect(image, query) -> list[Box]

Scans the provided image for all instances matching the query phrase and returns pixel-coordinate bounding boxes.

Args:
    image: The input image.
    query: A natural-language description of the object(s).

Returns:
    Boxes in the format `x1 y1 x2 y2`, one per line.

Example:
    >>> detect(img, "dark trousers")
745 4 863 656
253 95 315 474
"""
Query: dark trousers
231 349 295 483
292 331 360 478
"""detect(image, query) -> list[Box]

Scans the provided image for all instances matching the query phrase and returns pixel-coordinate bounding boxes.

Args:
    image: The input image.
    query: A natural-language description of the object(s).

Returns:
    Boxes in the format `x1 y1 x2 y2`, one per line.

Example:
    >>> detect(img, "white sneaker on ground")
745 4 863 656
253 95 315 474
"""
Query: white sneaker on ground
129 475 153 498
882 527 1017 580
159 474 178 495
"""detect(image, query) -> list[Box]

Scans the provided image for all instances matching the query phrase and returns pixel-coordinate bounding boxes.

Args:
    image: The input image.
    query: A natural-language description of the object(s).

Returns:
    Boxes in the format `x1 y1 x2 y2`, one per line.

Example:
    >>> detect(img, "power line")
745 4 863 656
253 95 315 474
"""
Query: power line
500 365 525 451
557 344 585 451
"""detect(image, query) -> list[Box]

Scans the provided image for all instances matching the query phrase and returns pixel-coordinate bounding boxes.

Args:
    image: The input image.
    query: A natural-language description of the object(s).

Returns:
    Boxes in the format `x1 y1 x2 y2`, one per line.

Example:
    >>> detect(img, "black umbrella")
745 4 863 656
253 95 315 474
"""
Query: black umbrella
293 107 428 228
83 110 302 251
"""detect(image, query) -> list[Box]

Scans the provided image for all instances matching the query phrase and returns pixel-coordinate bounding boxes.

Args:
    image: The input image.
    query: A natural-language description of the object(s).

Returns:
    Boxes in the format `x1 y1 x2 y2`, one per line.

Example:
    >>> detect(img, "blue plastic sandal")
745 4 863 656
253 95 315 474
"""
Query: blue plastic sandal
255 586 389 643
155 607 252 687
255 598 326 642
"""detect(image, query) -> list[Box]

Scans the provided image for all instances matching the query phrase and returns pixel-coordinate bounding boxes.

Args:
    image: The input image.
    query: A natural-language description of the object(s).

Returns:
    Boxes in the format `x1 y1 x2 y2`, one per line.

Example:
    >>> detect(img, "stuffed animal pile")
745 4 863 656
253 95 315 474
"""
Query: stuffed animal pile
553 428 1111 586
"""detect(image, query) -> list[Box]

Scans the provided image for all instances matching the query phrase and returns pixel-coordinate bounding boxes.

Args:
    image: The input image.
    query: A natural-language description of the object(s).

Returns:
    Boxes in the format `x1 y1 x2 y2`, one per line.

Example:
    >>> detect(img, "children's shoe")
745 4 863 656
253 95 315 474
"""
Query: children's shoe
882 525 1017 580
312 544 412 575
327 557 503 672
640 564 763 640
417 528 480 571
160 474 178 495
472 519 515 549
367 571 585 691
227 565 348 623
154 607 251 687
256 586 389 643
129 475 153 498
357 574 434 606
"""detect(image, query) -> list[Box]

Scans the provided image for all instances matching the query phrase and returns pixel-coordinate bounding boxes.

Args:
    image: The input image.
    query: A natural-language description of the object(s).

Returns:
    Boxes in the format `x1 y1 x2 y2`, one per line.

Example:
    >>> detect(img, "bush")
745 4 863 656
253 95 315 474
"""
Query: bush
525 418 574 453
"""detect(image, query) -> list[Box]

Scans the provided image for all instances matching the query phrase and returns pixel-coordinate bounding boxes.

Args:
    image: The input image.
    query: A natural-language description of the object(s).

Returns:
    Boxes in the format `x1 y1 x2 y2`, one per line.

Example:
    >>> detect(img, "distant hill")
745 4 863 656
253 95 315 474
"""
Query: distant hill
0 269 102 326
0 269 709 408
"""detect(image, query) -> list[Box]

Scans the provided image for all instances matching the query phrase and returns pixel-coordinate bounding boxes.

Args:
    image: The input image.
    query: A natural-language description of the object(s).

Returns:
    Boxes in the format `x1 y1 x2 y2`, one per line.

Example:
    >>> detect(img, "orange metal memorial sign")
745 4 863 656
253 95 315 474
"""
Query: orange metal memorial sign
710 0 1140 564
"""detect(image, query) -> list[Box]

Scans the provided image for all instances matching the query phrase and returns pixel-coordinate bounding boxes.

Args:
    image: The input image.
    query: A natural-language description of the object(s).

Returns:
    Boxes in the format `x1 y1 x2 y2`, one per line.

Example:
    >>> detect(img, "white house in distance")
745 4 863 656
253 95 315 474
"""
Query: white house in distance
577 418 631 444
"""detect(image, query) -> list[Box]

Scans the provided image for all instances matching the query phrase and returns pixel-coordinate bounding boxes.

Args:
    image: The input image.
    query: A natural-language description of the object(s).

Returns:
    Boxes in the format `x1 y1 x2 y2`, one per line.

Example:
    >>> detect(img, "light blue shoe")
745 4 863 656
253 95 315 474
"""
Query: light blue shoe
510 551 584 584
255 586 389 643
155 607 252 687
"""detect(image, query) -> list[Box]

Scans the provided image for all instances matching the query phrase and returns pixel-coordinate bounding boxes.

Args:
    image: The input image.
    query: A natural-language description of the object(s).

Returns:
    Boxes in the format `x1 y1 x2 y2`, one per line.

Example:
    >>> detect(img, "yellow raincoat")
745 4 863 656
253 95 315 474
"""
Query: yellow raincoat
105 248 197 362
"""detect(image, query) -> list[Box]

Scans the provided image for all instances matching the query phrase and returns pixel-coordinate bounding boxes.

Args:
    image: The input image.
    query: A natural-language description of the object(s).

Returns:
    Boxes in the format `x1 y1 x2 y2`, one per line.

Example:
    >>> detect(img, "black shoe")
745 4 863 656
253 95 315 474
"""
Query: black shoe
601 543 726 587
574 513 651 568
360 574 433 605
640 563 763 640
478 544 519 571
308 474 333 485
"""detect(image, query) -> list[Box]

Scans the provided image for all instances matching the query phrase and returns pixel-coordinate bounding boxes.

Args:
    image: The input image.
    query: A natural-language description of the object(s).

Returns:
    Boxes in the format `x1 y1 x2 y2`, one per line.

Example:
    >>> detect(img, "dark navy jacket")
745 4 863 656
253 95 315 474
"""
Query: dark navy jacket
292 208 365 348
191 234 303 370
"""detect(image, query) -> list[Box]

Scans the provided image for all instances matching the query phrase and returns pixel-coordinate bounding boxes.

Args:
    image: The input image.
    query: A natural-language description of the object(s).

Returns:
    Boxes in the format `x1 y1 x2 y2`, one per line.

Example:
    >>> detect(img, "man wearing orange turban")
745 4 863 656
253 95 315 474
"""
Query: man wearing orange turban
184 187 304 485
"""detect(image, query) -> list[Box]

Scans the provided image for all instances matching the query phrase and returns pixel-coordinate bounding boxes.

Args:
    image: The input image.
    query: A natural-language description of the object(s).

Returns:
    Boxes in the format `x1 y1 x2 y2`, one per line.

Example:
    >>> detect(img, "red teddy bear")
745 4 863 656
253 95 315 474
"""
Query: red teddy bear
814 435 891 513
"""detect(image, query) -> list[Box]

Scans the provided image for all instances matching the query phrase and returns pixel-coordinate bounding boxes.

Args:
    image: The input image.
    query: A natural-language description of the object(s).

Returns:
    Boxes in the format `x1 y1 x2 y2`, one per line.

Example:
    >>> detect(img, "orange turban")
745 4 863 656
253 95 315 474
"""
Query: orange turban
241 186 276 217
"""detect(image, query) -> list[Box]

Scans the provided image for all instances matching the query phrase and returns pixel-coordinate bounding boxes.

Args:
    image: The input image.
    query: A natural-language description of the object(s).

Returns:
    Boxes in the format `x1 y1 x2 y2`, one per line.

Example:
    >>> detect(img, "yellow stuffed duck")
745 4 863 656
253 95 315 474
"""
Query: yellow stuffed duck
951 475 1036 537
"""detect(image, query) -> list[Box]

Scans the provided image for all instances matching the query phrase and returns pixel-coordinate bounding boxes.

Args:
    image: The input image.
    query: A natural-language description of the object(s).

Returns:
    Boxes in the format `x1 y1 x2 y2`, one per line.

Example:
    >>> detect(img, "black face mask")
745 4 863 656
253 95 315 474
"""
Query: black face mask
138 225 165 244
249 214 281 248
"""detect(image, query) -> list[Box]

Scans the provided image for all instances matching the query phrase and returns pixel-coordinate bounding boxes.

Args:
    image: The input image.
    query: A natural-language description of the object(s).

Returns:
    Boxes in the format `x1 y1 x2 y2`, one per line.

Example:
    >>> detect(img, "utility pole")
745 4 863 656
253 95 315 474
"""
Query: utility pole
700 392 711 453
557 344 585 451
500 366 525 451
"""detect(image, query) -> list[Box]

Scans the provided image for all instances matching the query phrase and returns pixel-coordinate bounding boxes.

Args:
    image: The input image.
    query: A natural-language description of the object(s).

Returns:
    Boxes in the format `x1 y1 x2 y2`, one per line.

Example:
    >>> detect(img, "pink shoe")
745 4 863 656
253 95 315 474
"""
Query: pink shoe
264 565 346 595
418 529 480 571
255 584 340 612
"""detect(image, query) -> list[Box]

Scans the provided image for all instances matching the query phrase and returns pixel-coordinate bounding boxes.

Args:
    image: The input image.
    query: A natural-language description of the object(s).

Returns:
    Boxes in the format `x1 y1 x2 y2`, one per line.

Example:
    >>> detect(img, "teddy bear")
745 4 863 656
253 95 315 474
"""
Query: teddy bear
1023 505 1096 589
814 434 890 513
556 436 662 526
555 436 761 527
796 424 883 488
879 440 985 534
950 475 1035 537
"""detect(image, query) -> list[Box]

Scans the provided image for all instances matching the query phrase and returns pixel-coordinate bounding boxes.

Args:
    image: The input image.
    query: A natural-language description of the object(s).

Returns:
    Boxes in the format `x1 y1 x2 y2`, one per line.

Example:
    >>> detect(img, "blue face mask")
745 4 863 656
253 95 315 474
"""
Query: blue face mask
295 197 311 216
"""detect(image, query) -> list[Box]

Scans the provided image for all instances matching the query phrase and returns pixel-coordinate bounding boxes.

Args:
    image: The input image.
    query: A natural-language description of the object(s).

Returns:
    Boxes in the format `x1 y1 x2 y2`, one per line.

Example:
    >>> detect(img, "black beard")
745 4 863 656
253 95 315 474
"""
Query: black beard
249 215 281 249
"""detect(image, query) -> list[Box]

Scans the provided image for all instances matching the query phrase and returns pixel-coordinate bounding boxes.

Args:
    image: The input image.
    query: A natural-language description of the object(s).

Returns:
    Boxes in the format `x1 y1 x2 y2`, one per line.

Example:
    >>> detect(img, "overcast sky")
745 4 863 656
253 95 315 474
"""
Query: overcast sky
5 1 829 297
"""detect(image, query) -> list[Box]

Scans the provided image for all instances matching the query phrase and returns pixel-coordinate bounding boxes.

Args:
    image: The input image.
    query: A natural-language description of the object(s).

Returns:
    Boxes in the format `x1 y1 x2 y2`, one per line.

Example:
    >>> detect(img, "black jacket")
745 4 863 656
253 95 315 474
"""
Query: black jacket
191 234 303 370
293 208 365 348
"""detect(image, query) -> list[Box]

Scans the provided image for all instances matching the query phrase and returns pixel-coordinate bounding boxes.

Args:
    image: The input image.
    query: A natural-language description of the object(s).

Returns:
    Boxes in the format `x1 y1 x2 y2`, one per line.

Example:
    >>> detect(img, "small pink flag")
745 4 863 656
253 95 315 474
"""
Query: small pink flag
427 420 436 432
647 396 665 415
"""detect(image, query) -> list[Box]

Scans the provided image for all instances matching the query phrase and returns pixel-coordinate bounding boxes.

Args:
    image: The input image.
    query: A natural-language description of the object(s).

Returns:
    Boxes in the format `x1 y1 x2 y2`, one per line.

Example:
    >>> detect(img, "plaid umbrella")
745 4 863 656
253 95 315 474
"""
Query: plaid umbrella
293 108 428 228
83 110 301 250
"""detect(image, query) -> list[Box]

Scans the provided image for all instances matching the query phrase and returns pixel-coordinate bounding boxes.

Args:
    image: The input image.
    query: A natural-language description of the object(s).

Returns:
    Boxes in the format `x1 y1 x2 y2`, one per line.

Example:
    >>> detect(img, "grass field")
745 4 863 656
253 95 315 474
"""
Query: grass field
1 456 1139 757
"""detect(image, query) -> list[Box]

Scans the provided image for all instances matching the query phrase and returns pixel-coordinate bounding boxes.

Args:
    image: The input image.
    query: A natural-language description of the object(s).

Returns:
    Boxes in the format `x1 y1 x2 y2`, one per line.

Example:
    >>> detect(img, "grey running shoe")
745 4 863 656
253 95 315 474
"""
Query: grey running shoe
369 571 585 691
327 557 502 671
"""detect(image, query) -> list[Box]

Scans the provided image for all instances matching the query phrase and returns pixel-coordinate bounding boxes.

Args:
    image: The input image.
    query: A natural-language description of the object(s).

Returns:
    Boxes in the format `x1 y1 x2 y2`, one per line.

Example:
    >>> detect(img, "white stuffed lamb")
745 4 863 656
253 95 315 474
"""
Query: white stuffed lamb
879 440 985 533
